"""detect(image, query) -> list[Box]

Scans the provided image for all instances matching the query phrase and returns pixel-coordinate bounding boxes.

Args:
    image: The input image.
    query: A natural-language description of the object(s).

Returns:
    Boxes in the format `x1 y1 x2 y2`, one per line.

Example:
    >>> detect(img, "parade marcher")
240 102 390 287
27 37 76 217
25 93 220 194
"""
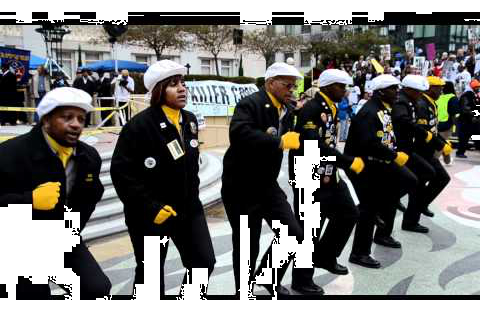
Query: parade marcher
110 60 215 296
0 87 111 299
221 62 305 297
288 69 363 295
0 63 20 126
414 76 452 217
457 79 480 158
392 75 449 233
345 74 418 268
97 72 114 126
436 81 460 164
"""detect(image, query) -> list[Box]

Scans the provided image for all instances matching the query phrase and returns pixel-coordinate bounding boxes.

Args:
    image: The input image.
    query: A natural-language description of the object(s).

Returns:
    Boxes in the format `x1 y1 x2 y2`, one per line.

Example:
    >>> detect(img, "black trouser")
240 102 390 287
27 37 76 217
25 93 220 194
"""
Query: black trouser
129 213 216 296
349 163 418 256
99 98 113 126
222 182 303 295
403 153 436 226
291 179 359 286
413 154 451 213
16 240 111 300
457 120 473 155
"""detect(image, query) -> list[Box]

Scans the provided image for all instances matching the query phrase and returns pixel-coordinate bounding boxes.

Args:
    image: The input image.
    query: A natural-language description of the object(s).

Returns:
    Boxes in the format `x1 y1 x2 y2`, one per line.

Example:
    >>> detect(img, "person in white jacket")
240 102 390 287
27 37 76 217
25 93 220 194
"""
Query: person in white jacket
112 69 135 121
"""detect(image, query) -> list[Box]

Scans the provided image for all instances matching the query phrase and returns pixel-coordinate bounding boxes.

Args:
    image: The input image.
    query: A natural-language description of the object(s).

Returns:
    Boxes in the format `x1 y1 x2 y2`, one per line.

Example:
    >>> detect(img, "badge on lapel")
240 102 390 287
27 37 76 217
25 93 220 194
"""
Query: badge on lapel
144 157 157 169
265 104 270 109
85 173 93 182
160 122 167 129
190 139 199 148
190 122 197 134
266 126 278 136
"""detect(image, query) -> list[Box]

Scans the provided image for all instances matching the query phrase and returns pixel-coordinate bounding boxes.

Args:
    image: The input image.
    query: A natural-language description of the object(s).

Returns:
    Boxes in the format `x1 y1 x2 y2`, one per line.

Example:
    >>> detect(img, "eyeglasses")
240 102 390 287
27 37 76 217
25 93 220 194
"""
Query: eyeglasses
276 80 298 91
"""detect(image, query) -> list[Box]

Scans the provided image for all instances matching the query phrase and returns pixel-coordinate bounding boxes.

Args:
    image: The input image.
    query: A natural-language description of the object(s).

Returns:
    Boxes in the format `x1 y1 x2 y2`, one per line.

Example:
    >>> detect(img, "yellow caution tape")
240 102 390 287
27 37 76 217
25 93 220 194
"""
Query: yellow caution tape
0 106 37 112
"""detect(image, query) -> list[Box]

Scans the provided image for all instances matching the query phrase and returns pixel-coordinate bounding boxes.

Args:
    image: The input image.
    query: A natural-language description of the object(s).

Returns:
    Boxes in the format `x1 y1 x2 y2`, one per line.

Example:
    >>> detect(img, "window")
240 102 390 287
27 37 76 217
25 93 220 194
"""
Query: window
135 55 149 64
284 52 294 63
201 59 211 75
321 25 331 32
424 25 435 38
85 52 101 64
300 51 311 67
413 25 424 38
221 60 232 77
301 25 311 34
285 25 295 36
58 51 73 80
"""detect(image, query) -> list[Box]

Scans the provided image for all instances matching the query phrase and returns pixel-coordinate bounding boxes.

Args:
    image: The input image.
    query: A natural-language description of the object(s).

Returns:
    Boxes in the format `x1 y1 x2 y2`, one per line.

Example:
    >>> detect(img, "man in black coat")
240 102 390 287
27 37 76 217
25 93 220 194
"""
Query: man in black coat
345 74 418 269
414 77 452 217
222 62 305 297
288 69 364 295
392 75 451 233
0 87 111 299
73 68 97 126
0 63 19 125
457 80 480 158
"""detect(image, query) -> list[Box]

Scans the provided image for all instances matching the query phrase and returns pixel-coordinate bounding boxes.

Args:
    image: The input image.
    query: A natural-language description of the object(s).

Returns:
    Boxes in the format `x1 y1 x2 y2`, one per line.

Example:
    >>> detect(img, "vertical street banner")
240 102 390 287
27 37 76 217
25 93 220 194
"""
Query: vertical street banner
0 46 31 85
185 80 258 117
426 43 436 61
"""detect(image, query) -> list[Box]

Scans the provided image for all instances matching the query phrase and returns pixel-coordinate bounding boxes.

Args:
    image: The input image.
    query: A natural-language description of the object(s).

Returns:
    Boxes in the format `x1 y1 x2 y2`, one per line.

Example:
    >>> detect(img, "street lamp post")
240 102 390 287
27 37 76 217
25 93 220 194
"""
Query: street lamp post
35 24 71 78
185 63 191 75
407 25 414 39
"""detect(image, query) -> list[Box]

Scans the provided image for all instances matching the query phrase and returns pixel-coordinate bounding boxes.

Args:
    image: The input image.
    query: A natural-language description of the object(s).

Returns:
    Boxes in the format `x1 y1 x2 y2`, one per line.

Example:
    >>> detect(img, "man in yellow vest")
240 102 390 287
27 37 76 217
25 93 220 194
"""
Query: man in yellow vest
436 81 460 164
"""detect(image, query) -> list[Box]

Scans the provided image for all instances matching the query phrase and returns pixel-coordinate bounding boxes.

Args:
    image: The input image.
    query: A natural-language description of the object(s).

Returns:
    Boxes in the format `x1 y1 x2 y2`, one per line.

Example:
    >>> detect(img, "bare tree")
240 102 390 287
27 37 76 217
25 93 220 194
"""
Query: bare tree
118 25 189 60
242 27 303 69
188 25 235 76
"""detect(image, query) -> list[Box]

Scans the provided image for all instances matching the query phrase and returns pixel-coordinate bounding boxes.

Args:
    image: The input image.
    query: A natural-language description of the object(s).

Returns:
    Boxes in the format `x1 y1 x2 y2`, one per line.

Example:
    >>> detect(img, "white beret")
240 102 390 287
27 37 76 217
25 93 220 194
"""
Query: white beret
370 74 400 91
264 62 303 80
37 87 93 120
144 60 187 92
318 69 353 87
401 75 429 91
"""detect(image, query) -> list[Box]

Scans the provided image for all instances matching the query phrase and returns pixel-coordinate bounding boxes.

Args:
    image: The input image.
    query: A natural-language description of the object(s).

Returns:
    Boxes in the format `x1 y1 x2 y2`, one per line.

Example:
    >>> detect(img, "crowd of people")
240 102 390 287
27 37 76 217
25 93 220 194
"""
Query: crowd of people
0 64 134 127
0 46 479 299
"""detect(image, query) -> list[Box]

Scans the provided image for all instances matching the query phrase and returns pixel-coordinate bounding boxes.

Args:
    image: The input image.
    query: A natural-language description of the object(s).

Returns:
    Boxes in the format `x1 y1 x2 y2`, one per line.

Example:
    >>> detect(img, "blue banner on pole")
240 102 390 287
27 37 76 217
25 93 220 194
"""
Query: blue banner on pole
0 46 31 85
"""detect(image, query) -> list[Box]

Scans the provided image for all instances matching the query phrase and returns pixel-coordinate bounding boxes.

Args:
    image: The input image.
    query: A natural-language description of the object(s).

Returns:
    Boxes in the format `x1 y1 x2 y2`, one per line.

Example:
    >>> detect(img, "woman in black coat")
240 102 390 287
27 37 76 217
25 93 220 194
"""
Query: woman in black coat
110 60 215 297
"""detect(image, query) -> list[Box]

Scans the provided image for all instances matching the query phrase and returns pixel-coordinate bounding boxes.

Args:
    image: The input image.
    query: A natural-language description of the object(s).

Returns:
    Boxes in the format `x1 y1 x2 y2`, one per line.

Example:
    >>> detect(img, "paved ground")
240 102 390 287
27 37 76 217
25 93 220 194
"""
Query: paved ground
86 146 480 297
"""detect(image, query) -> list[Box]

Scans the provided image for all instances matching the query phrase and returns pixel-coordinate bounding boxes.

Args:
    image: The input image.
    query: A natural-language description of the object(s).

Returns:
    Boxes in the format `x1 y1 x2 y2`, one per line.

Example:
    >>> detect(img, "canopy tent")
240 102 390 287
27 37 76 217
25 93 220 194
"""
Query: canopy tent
29 54 47 70
80 59 148 73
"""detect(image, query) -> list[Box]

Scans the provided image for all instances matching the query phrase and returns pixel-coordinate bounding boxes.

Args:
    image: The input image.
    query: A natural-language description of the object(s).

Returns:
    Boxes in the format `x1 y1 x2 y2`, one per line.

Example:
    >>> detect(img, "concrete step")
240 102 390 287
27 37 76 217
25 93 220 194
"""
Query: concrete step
83 152 224 242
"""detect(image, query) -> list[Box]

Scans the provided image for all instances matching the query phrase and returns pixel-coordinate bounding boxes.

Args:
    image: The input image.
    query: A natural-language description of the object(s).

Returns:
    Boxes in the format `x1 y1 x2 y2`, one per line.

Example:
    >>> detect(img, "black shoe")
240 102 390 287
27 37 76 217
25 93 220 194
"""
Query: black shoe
257 283 290 296
456 153 468 159
397 202 407 213
313 260 349 275
349 254 381 268
421 208 435 218
402 223 429 233
291 282 324 295
374 236 402 248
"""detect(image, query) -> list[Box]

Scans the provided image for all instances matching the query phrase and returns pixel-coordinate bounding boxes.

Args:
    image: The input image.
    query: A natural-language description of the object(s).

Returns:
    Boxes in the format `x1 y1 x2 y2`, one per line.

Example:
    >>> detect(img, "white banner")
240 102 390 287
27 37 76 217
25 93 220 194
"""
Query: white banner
185 80 259 117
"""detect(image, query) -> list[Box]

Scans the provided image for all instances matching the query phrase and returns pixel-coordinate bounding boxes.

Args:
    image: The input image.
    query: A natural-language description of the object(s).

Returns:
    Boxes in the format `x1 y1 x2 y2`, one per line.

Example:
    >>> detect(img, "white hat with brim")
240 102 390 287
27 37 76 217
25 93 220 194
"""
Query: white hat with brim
144 60 187 92
401 75 429 91
264 62 303 80
318 69 353 87
370 74 400 91
37 87 93 120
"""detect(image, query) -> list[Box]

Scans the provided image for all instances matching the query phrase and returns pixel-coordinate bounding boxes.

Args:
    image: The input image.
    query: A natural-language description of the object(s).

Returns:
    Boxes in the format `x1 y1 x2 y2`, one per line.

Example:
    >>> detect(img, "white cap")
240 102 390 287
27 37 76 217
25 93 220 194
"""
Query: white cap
37 87 93 120
144 60 187 92
370 74 400 91
318 69 353 87
401 75 429 91
264 62 303 80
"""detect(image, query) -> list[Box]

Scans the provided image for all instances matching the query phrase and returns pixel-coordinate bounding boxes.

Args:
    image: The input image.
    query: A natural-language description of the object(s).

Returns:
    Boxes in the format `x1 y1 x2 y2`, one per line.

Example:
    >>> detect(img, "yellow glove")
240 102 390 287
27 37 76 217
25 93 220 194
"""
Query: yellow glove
394 152 409 167
442 143 453 156
350 157 365 174
280 132 300 150
425 131 433 143
153 205 177 225
32 182 61 211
